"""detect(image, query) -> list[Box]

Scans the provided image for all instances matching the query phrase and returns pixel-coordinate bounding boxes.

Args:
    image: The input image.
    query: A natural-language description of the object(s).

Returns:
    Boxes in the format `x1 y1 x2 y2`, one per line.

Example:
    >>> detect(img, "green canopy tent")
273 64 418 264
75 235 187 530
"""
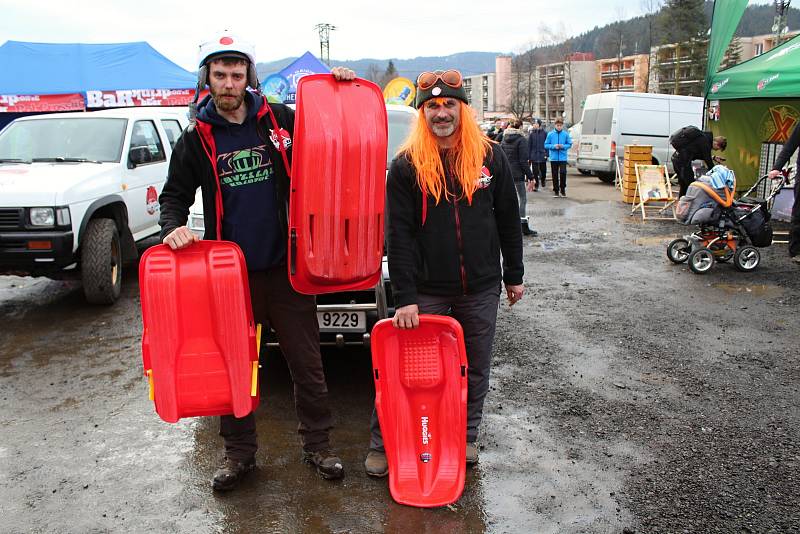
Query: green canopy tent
705 34 800 191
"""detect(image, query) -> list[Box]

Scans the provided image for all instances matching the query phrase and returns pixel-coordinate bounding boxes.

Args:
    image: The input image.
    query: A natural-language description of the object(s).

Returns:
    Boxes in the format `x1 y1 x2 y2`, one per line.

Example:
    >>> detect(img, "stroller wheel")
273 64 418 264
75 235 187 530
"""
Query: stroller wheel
667 238 691 264
689 248 715 274
734 246 760 272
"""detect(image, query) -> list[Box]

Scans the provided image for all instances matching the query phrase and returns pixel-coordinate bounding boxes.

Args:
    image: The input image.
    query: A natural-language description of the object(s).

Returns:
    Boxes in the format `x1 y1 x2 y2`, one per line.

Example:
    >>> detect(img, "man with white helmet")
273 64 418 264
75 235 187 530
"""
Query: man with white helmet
158 32 355 490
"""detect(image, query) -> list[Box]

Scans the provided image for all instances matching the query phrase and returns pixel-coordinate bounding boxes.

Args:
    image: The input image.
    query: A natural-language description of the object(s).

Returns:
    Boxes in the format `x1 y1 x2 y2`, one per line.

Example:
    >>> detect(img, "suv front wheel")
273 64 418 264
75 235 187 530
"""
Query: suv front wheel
81 218 122 304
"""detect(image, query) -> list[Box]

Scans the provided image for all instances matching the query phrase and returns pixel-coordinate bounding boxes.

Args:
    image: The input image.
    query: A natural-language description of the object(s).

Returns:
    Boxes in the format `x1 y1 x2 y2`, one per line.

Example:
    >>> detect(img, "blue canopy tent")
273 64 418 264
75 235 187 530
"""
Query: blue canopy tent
261 51 330 104
0 41 196 129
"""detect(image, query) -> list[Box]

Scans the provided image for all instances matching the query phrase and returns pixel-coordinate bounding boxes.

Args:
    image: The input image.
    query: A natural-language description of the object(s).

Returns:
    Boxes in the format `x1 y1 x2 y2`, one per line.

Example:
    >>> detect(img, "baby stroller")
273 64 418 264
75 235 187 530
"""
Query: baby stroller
667 167 789 274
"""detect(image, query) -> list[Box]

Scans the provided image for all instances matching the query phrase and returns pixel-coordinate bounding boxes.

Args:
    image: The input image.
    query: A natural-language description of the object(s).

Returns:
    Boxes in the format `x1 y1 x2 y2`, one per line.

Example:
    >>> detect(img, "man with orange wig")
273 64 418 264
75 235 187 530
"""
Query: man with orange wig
364 69 525 476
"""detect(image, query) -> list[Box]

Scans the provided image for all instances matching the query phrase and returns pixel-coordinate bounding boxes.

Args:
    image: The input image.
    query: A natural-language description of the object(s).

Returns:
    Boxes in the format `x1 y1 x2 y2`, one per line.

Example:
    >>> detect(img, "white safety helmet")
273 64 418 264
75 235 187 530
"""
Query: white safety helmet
196 32 259 91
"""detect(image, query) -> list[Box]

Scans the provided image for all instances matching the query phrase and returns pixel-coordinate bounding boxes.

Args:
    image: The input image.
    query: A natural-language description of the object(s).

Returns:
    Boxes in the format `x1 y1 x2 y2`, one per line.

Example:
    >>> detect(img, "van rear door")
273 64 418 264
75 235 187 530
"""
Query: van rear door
577 93 615 173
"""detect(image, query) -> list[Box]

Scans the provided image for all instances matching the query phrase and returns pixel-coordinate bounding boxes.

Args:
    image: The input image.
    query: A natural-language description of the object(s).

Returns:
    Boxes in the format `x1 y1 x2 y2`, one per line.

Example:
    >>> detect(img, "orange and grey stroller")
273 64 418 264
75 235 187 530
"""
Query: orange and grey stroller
667 173 788 274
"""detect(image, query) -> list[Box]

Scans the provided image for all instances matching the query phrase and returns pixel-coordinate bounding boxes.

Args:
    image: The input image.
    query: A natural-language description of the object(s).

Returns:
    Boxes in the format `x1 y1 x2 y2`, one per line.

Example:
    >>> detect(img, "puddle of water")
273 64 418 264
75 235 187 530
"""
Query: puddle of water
710 283 783 298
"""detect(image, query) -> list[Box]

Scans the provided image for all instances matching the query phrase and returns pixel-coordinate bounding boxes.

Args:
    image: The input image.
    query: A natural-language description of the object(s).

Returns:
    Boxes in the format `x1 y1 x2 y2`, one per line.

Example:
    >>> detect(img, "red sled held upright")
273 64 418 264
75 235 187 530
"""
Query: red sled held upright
289 74 388 294
139 241 260 423
371 316 468 508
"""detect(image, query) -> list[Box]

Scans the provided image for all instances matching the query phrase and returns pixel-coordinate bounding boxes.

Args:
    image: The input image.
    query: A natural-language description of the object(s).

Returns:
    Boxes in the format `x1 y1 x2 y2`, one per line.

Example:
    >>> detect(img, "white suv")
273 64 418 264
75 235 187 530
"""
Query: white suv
188 104 417 347
0 107 189 303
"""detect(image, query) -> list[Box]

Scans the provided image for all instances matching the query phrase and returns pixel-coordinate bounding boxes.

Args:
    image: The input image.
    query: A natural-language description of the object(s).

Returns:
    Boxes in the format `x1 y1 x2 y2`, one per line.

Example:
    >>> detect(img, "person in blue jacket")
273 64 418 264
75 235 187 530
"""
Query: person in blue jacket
527 119 548 191
544 117 572 197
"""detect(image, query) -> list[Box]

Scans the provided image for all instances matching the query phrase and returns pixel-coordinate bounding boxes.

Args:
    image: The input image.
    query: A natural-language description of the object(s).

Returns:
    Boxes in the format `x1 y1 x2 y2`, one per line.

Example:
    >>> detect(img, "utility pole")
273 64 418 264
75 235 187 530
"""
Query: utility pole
314 23 336 66
773 1 792 47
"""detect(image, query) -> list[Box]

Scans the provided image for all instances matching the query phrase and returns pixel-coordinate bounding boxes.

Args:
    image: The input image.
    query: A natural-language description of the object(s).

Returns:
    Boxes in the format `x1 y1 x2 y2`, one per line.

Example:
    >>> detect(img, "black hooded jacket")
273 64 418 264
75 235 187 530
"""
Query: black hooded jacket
158 92 294 248
675 131 715 169
500 128 533 182
386 143 524 307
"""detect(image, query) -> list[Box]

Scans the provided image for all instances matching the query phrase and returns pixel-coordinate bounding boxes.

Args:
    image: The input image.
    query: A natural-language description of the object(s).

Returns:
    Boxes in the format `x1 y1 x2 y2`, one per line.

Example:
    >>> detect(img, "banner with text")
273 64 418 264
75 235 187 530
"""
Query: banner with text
0 93 85 112
85 88 207 108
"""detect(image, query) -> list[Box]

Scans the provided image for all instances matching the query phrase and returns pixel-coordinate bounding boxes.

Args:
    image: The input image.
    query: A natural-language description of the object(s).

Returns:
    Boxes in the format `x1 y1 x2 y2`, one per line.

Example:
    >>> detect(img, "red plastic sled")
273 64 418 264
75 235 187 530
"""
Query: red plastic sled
139 241 260 423
371 316 468 508
289 74 388 295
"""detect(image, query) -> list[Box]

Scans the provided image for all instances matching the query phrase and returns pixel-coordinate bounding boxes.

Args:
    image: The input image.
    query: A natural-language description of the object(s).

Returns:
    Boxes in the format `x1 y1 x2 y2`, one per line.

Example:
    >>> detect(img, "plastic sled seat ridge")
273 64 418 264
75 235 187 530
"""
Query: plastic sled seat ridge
208 246 256 418
141 248 181 423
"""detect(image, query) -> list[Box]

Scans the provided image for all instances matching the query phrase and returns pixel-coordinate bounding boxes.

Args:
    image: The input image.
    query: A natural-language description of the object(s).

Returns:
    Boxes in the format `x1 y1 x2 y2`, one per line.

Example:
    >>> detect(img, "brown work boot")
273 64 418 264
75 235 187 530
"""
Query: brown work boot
364 449 388 478
212 456 255 491
466 442 479 466
303 448 344 480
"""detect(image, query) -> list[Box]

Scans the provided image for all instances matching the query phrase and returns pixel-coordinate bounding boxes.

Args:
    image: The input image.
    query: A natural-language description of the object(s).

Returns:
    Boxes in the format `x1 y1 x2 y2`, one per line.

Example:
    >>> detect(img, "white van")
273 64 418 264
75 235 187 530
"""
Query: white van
576 92 703 183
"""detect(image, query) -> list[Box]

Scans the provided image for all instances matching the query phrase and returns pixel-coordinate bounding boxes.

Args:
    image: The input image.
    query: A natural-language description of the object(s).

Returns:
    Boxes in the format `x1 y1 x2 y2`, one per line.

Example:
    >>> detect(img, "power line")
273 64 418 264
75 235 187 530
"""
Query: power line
314 23 336 66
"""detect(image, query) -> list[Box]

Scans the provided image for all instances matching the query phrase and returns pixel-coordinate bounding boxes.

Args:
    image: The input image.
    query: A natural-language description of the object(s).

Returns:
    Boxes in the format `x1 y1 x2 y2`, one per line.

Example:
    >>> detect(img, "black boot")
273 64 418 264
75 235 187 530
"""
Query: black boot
521 218 538 237
212 456 255 491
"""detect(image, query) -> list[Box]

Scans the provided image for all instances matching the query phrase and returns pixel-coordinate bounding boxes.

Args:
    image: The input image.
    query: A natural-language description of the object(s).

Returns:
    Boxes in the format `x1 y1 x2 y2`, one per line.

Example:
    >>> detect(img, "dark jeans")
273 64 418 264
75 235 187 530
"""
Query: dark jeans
551 161 567 194
672 153 694 197
790 176 800 257
369 285 502 450
220 266 332 461
531 161 547 188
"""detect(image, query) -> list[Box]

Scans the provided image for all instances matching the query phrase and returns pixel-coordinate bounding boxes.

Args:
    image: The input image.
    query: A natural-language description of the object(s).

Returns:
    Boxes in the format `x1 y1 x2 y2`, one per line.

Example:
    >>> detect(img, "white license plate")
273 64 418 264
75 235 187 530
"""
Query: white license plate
317 311 366 332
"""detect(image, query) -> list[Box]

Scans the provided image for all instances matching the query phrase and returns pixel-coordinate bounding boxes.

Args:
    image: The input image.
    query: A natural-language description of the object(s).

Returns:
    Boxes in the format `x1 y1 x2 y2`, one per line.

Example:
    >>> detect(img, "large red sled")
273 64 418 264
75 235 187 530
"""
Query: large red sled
371 316 468 507
289 74 388 295
139 241 260 423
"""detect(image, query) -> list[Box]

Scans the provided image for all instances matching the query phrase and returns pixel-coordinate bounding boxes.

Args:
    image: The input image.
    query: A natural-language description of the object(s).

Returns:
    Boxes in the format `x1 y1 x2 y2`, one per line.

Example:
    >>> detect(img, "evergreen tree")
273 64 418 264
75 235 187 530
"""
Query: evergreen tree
379 60 399 88
656 0 707 95
657 0 706 43
721 35 743 70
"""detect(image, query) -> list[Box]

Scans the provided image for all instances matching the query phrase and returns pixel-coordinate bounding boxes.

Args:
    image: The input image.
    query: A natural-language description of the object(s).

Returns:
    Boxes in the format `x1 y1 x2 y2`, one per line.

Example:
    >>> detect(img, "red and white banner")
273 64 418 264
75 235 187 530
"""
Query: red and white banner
0 93 85 112
86 88 208 108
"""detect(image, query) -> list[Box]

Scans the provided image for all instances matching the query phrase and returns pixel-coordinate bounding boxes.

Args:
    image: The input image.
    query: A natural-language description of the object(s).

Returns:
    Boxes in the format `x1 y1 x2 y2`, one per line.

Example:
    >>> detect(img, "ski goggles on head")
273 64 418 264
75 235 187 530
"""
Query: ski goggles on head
417 70 463 90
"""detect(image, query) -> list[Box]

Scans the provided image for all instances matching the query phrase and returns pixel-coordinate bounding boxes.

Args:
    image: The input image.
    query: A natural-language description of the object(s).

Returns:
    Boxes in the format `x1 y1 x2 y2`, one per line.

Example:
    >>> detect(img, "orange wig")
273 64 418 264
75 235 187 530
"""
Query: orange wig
397 99 492 204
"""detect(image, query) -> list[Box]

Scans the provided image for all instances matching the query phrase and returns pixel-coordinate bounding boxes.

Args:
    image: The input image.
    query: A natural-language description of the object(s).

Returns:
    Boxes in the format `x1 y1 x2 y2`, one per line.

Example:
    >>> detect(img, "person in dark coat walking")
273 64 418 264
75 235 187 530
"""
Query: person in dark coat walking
501 118 537 236
768 121 800 264
670 127 727 197
527 119 547 191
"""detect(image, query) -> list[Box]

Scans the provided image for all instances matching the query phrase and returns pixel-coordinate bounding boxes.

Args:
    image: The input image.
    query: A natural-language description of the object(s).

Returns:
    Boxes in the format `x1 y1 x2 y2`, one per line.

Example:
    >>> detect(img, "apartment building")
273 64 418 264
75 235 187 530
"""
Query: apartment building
596 54 650 93
736 30 800 60
463 72 497 121
536 54 599 125
648 39 708 96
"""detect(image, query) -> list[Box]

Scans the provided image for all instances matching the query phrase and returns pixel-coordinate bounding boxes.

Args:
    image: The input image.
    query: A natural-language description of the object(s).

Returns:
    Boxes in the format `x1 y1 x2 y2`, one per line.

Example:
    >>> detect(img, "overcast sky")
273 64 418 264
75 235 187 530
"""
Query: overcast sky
1 0 659 70
1 0 774 71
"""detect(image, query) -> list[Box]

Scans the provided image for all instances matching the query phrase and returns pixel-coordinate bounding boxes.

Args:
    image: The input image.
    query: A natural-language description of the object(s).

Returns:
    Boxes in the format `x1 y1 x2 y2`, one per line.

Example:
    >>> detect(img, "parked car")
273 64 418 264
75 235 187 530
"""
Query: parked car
187 103 417 348
576 92 704 183
0 107 190 303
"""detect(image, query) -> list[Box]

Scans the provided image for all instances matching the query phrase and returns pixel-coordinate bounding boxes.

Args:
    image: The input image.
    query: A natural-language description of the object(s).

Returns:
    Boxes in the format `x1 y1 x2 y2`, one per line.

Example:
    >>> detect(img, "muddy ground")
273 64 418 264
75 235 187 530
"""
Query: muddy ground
1 171 798 534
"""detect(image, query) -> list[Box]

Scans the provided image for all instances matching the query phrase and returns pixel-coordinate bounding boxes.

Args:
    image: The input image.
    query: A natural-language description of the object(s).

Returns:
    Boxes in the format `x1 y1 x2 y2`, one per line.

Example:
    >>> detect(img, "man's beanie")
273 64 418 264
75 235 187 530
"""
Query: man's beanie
415 78 469 109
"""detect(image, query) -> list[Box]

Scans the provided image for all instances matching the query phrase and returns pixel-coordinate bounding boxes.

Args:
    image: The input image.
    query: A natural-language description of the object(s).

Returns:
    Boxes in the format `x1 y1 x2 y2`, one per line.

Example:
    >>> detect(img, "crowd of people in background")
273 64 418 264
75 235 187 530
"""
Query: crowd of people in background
484 117 574 237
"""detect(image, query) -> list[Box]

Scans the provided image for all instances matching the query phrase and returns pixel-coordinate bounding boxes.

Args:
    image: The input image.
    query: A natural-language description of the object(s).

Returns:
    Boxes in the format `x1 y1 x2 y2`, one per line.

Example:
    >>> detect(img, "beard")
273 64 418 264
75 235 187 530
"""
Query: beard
430 117 458 138
212 89 245 112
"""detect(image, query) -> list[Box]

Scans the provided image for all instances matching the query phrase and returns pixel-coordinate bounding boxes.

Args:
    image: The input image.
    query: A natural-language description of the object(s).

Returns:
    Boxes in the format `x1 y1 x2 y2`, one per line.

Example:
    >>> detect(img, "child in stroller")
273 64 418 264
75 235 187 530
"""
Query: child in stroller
667 166 789 274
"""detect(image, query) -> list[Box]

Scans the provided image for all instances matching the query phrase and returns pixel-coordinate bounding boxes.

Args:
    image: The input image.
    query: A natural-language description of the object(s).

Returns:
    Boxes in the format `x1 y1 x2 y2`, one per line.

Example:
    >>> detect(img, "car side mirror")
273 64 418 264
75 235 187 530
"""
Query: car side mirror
128 146 150 169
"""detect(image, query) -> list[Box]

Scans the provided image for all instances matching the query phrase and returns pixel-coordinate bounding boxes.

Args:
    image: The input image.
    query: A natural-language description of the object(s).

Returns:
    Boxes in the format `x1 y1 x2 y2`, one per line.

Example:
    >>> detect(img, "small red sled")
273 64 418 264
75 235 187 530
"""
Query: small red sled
139 241 260 423
289 73 388 294
371 316 468 507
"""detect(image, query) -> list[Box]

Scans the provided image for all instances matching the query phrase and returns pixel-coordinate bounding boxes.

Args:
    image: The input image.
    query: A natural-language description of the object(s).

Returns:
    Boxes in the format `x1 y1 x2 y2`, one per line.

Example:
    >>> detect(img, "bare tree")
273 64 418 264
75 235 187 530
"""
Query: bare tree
505 44 538 120
364 63 382 84
641 0 663 92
